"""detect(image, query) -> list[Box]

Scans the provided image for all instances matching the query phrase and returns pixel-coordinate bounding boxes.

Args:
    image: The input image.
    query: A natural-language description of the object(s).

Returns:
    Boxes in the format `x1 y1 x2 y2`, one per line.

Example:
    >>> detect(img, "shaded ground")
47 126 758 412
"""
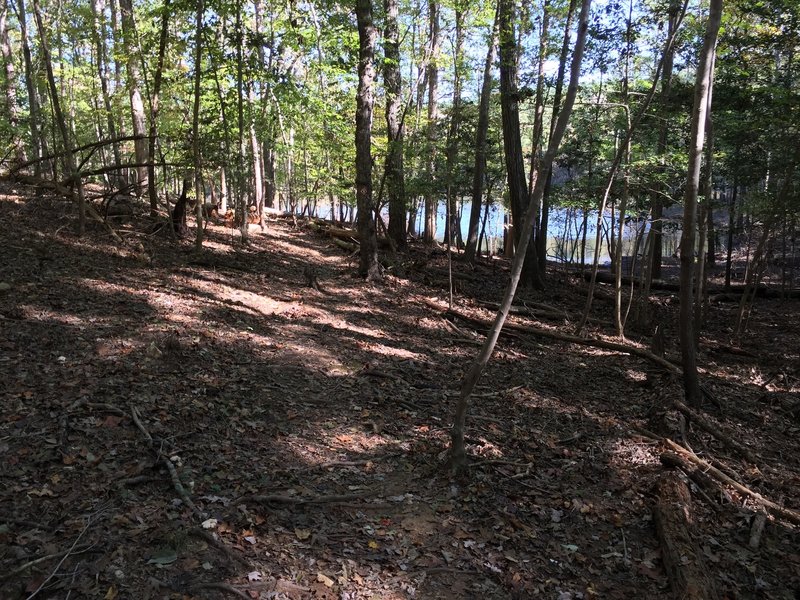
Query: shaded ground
1 181 799 599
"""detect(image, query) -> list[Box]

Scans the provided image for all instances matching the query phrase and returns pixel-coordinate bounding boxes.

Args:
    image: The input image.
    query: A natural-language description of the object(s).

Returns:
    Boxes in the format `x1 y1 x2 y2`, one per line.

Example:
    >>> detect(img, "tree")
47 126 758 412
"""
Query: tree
385 0 406 249
118 0 148 196
423 0 440 244
0 0 25 165
450 0 591 471
498 0 542 288
464 5 498 263
678 0 723 407
355 0 381 280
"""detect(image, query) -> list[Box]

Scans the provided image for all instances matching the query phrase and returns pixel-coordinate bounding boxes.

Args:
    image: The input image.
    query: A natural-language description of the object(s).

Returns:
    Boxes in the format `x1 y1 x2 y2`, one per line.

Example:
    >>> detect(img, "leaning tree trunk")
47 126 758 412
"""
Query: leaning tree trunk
464 8 498 263
355 0 380 280
118 0 149 196
677 0 723 407
384 0 406 249
450 0 591 471
498 0 542 289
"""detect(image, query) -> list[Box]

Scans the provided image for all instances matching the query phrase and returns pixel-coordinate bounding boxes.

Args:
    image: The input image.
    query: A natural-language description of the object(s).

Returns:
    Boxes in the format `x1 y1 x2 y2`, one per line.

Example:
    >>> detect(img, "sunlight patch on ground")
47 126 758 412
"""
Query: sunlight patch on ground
608 438 659 468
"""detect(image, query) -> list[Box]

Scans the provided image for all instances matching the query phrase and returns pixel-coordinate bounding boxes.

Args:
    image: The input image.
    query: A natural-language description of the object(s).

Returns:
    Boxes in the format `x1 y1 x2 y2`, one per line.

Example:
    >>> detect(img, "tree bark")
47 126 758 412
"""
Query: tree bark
450 0 591 470
678 0 722 407
16 0 43 175
654 473 720 599
423 0 439 244
89 0 122 186
464 8 498 263
31 0 86 234
147 0 170 217
118 0 148 196
537 0 577 274
0 0 26 164
191 0 204 251
355 0 380 280
498 0 542 288
384 0 406 249
443 8 464 249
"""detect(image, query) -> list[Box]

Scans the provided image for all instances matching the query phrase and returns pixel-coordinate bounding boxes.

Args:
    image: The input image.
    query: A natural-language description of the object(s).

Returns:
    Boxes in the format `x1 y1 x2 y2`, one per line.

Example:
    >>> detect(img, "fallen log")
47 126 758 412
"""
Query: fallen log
653 472 720 600
673 399 757 463
581 270 800 299
662 437 800 526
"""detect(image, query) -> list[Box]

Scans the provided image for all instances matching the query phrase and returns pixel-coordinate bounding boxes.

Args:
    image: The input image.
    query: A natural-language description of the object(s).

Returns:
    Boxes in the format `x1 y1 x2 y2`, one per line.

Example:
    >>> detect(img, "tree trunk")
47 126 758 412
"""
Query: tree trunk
118 0 149 196
450 0 591 470
498 0 542 289
191 0 204 251
443 8 464 249
464 9 498 263
384 0 406 249
537 0 577 275
89 0 122 188
575 1 687 335
0 0 26 164
423 0 439 244
355 0 380 280
677 0 722 407
650 1 681 282
16 0 43 175
31 0 86 234
147 0 170 217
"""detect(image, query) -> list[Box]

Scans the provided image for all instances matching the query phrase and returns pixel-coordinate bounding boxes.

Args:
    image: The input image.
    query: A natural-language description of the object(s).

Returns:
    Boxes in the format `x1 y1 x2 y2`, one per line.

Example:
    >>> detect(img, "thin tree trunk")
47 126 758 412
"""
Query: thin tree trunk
537 0 578 273
443 8 464 249
384 0 406 249
191 0 204 251
31 0 85 234
89 0 122 187
147 0 170 217
0 0 26 164
423 0 439 244
16 0 43 175
118 0 148 196
498 0 542 288
464 8 498 263
724 180 737 289
355 0 380 280
650 0 681 282
450 0 590 470
677 0 722 407
576 0 687 334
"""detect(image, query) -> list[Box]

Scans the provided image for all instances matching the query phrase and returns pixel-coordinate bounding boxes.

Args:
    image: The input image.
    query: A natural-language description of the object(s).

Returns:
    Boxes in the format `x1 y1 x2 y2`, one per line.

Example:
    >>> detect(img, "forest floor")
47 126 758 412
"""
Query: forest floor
1 181 799 600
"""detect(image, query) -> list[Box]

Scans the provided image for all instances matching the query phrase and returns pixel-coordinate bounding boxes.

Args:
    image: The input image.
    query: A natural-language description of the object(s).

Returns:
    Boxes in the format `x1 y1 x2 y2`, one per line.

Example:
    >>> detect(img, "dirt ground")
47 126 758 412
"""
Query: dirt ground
1 181 799 599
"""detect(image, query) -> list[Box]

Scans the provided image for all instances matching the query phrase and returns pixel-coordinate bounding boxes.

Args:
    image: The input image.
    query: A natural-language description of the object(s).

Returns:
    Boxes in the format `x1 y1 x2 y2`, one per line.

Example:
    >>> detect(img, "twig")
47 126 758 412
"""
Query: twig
238 491 373 506
25 520 92 599
130 405 153 443
189 529 251 570
422 567 482 575
190 582 250 599
163 457 204 520
0 545 93 582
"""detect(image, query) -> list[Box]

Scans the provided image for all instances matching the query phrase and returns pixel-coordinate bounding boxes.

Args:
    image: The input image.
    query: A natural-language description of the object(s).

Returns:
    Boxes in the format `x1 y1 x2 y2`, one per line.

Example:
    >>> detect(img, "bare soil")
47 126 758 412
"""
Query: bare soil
1 181 799 599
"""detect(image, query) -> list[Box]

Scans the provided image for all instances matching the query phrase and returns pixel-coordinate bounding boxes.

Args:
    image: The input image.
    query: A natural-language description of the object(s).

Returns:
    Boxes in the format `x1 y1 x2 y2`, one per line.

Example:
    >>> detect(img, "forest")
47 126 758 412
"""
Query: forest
0 0 799 596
